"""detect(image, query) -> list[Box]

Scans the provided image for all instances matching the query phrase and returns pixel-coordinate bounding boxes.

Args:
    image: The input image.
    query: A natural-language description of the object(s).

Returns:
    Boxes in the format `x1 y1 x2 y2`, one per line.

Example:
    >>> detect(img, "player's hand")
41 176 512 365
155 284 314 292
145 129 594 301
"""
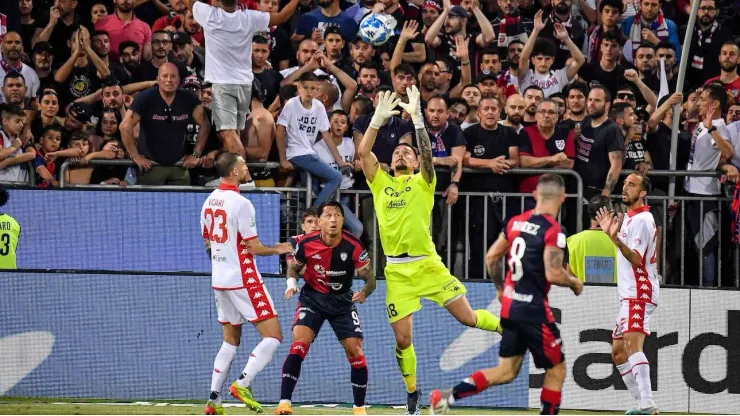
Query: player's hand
352 289 368 303
398 85 423 127
274 242 293 255
285 286 298 300
571 278 584 296
280 159 294 171
443 183 458 205
183 155 200 169
132 154 152 171
608 212 624 240
595 206 615 235
369 90 401 128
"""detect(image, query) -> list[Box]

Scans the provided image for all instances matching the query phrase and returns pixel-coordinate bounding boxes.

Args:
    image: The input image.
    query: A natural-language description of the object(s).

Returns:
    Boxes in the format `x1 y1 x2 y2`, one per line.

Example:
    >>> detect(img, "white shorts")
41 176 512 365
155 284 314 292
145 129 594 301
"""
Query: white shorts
214 285 277 326
612 299 657 339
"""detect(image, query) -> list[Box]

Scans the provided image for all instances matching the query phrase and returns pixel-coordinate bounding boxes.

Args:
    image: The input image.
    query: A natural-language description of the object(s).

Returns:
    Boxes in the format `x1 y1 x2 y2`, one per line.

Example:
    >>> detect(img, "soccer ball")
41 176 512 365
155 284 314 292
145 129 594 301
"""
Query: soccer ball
359 13 394 46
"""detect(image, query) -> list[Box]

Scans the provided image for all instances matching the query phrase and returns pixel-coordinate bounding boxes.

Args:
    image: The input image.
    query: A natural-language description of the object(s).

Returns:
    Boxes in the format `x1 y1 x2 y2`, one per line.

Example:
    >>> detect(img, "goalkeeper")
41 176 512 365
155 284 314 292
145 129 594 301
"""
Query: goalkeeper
357 87 502 415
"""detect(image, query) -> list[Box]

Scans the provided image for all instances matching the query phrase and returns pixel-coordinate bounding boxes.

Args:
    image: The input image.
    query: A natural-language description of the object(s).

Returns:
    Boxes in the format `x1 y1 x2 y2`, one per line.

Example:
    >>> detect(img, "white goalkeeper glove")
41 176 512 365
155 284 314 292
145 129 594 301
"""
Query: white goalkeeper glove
369 90 401 129
398 85 424 129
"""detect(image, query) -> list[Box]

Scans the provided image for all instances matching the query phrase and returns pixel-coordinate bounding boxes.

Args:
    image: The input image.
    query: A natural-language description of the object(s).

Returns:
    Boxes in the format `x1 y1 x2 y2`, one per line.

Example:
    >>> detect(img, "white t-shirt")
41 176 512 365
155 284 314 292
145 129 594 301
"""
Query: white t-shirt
0 63 40 104
193 2 269 84
685 119 726 195
313 136 354 189
277 97 329 160
0 131 29 183
518 68 570 97
727 120 740 169
200 184 262 289
616 206 659 305
279 66 343 111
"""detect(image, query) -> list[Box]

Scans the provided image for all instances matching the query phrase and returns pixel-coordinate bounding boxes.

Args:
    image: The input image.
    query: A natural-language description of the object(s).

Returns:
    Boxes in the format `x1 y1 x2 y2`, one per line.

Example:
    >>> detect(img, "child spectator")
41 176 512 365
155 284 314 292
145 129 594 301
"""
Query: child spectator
0 104 35 183
64 133 94 184
88 139 129 187
32 125 64 187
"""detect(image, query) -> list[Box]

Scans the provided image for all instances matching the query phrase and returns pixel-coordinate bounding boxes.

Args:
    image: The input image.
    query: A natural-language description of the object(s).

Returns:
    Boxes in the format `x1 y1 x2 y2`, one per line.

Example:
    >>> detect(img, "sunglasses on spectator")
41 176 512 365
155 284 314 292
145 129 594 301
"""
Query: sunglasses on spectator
617 93 635 100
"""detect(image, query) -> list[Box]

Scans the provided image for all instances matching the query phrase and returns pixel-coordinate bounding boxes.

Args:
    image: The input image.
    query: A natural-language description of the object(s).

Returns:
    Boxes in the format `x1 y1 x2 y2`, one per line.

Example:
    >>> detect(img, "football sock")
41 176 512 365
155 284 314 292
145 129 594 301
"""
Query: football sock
540 388 562 415
616 362 641 401
628 352 653 401
474 309 502 333
280 342 309 401
237 337 280 388
451 371 488 401
394 344 417 393
350 355 368 408
210 341 237 403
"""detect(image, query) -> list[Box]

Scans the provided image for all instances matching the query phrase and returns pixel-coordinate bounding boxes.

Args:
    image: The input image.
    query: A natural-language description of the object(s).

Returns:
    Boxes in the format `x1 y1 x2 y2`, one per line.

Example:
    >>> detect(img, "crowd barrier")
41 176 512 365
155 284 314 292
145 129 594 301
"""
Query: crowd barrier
1 271 737 413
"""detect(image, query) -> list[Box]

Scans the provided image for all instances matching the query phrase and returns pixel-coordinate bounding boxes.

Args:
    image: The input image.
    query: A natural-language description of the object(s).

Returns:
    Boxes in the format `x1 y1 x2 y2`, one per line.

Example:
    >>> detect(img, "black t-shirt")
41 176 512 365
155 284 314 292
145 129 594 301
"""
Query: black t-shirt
574 117 624 198
109 62 131 85
352 114 414 190
59 62 106 108
430 123 466 191
578 62 627 98
258 26 291 68
20 22 36 54
254 69 283 108
35 12 82 63
623 136 648 169
132 59 189 83
130 87 201 165
463 123 518 192
645 122 691 192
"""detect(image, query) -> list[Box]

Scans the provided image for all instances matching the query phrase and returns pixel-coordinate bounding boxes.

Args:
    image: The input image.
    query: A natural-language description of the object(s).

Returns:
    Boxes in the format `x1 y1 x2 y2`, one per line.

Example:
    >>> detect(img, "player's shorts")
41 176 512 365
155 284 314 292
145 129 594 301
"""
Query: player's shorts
214 284 277 326
211 83 251 131
612 299 657 338
293 287 363 340
499 318 564 369
384 254 467 324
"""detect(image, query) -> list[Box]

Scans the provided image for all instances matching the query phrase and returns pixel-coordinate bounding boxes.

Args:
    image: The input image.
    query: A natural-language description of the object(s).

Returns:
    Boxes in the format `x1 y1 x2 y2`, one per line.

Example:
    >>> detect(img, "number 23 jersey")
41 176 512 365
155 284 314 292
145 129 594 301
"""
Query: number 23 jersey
200 183 262 290
502 210 566 323
616 206 659 305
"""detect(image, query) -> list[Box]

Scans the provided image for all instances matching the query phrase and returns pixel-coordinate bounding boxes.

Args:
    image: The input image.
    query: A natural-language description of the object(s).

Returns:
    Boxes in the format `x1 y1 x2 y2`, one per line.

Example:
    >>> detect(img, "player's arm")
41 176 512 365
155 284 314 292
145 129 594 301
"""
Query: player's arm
485 233 510 293
285 256 305 299
544 246 583 295
397 86 433 184
359 91 401 183
353 264 376 303
203 238 211 258
243 238 292 256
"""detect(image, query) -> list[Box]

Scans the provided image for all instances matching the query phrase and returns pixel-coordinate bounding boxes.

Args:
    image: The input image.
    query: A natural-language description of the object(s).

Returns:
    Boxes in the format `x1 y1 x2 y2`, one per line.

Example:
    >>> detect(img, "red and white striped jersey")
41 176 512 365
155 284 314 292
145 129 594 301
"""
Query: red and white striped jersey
616 206 659 305
200 183 262 290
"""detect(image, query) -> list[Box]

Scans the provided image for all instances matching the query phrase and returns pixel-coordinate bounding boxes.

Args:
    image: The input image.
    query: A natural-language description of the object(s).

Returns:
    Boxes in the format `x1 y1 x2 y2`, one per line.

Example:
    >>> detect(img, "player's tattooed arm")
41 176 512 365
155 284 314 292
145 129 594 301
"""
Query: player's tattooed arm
416 126 436 184
544 246 583 295
603 150 624 196
287 260 305 279
486 233 510 291
358 264 376 297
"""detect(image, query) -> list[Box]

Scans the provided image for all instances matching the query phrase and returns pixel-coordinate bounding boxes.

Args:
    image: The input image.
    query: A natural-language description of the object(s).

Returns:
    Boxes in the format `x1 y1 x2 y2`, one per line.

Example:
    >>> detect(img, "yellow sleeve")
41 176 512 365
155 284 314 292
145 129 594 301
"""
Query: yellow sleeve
412 171 436 195
367 167 391 194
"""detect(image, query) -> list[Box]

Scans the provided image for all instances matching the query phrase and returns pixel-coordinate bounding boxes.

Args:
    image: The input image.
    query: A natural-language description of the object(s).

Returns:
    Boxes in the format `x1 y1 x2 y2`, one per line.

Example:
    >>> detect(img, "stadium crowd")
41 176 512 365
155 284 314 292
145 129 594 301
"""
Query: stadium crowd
0 0 739 285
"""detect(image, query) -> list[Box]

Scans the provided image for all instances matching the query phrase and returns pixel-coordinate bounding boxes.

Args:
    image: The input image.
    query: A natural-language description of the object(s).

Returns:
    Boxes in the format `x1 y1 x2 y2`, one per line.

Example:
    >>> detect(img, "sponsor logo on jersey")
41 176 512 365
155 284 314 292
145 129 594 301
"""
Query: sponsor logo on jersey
247 278 257 284
329 282 343 290
314 264 326 277
359 251 369 262
257 301 266 308
253 292 264 299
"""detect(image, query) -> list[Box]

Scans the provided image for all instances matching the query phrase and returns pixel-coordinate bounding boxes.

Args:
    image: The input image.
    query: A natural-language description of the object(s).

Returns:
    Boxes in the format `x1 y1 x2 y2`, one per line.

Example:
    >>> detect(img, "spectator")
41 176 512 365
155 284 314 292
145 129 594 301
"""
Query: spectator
347 38 377 81
90 2 109 25
253 0 290 71
180 76 221 186
373 0 427 64
91 108 123 147
61 101 93 141
539 0 587 69
610 101 651 173
424 0 495 84
293 0 358 44
631 43 661 95
656 41 677 86
500 93 525 132
583 0 623 64
356 63 380 100
0 104 34 183
378 50 391 73
462 96 519 278
684 84 735 286
172 32 204 81
18 0 35 54
131 31 188 83
686 0 733 88
517 11 585 98
460 84 481 128
447 98 469 125
389 63 417 105
312 109 363 236
475 71 501 101
490 0 533 58
566 195 617 283
435 59 454 96
32 0 82 63
578 31 627 98
53 27 110 108
94 0 152 63
418 62 442 104
346 0 374 24
276 72 350 207
549 92 566 120
88 138 129 186
574 85 624 202
117 40 140 80
120 63 210 185
285 50 357 112
349 94 373 124
0 32 40 104
323 27 351 71
704 41 740 105
62 131 95 184
1 72 27 108
31 42 55 88
621 0 680 64
252 35 283 109
151 0 188 33
32 125 64 187
242 82 276 187
519 99 575 207
91 30 130 84
561 81 588 129
521 85 543 126
31 90 63 141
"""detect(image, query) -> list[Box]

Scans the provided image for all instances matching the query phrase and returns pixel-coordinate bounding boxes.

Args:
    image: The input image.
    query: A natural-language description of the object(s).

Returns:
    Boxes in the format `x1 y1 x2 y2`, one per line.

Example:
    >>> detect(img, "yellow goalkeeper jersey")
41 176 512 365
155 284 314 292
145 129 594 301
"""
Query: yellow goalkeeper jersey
0 213 20 269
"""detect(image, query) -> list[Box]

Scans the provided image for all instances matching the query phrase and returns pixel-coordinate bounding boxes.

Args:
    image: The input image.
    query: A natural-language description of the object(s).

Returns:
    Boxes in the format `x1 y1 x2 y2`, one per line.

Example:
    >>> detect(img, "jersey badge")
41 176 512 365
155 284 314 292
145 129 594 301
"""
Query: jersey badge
555 140 565 151
340 252 347 261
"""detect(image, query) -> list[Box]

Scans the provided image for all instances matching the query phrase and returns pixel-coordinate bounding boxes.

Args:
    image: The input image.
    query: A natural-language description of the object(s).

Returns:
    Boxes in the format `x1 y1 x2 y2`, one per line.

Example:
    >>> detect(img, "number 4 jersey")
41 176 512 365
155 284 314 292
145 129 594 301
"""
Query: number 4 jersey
501 210 567 323
616 206 659 305
200 183 262 289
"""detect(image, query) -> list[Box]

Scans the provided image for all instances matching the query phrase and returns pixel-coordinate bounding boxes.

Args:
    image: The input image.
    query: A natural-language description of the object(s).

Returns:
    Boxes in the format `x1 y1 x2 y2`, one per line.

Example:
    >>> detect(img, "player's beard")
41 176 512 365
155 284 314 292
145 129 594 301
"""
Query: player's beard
394 160 410 173
622 193 638 207
720 61 737 73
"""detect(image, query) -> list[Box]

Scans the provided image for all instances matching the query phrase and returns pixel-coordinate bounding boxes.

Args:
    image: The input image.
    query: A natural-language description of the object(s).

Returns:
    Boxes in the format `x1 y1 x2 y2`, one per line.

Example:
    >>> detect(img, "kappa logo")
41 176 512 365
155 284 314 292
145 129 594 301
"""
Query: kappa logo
253 292 264 299
640 293 650 300
312 254 322 260
640 284 649 290
241 249 249 255
340 252 347 261
246 278 257 284
257 301 266 308
632 304 643 310
632 313 641 319
245 268 254 274
260 310 270 317
638 277 648 282
631 322 642 328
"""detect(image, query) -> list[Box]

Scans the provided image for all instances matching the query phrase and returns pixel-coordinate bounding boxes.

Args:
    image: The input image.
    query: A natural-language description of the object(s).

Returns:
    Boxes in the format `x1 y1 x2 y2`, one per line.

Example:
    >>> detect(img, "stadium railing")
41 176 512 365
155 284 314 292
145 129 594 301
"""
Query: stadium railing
53 160 739 287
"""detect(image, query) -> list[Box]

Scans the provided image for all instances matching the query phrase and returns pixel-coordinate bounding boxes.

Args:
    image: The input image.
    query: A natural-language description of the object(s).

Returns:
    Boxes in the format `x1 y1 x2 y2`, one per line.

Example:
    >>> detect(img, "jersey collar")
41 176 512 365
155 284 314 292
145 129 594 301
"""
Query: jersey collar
627 205 650 217
217 183 240 193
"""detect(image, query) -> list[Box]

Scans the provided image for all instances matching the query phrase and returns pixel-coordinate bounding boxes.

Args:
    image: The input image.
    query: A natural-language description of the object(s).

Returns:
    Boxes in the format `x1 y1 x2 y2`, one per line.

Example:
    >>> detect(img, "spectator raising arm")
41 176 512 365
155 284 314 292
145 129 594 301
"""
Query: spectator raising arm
517 10 545 81
470 0 495 48
280 54 320 87
391 21 420 73
624 69 657 110
424 0 449 48
120 109 152 171
79 28 111 80
184 0 298 27
647 93 682 133
449 36 471 99
317 53 358 113
554 23 585 81
32 4 59 47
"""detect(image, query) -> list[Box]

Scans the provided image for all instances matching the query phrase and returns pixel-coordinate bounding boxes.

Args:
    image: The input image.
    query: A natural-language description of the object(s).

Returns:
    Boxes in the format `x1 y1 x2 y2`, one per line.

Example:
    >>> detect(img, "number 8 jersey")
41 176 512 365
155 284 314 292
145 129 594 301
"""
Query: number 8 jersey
201 183 262 289
501 210 567 324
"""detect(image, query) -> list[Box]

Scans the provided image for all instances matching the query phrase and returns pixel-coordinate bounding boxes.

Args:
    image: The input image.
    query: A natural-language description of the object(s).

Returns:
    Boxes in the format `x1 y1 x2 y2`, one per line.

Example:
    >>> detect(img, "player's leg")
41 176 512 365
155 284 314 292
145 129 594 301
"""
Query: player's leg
236 317 282 388
623 331 658 414
533 322 566 415
207 291 244 415
277 299 324 415
444 295 502 333
331 304 368 415
541 361 566 415
612 337 641 407
390 314 422 415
